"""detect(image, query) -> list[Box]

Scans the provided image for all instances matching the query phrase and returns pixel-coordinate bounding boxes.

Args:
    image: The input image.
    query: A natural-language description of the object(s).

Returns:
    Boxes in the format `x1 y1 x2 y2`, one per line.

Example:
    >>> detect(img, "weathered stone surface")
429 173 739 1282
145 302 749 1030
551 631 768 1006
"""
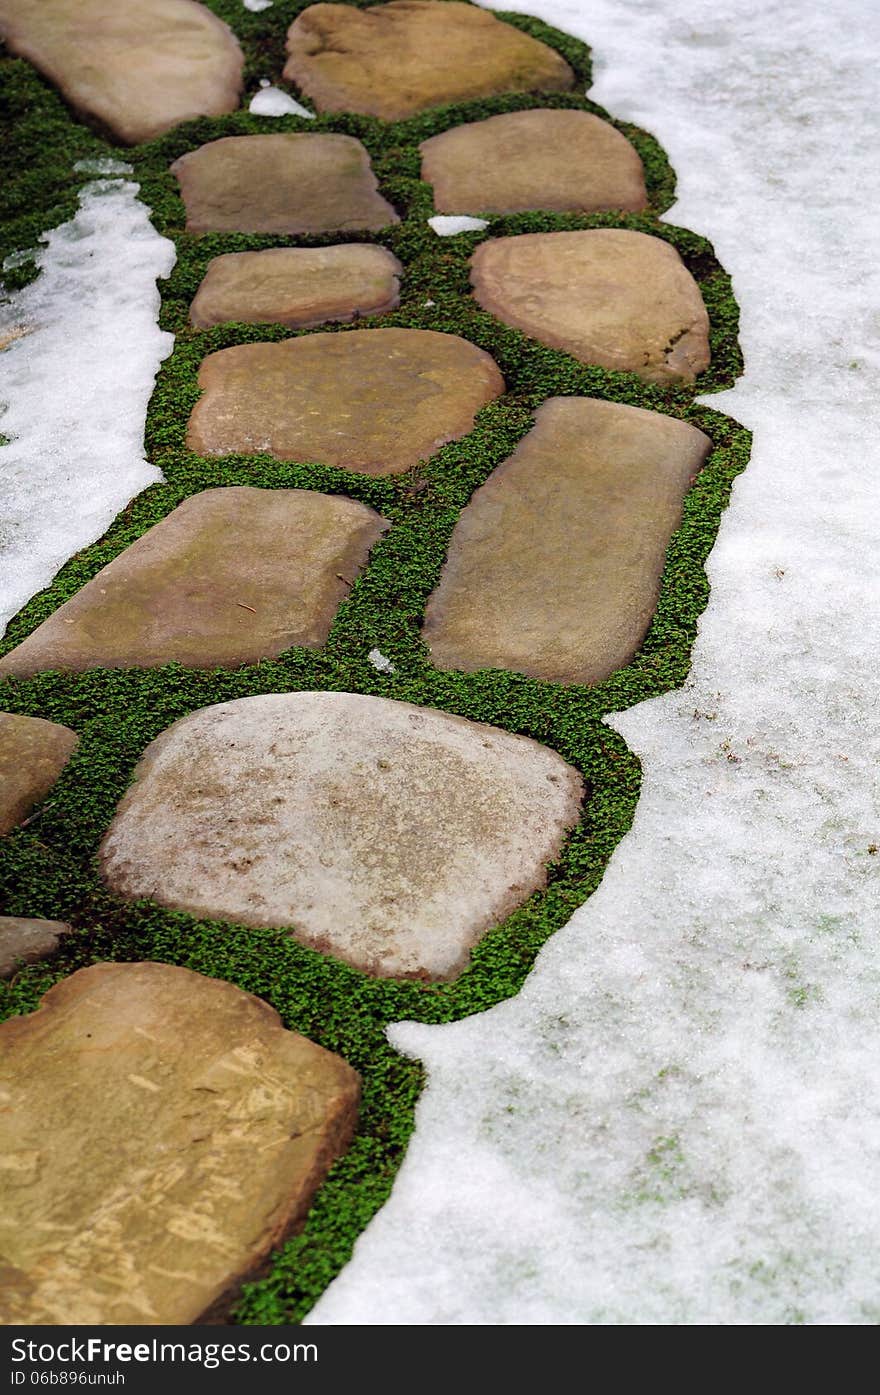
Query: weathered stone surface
421 109 648 215
471 229 711 385
0 0 243 145
0 918 70 979
0 962 359 1325
423 397 712 685
283 1 574 120
189 245 403 330
186 329 505 475
171 134 398 235
0 489 388 677
0 714 78 835
100 693 584 980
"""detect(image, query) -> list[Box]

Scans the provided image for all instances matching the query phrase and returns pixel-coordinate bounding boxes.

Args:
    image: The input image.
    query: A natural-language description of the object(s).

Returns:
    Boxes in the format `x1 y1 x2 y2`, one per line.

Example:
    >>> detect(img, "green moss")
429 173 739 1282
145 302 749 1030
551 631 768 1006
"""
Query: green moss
0 0 749 1323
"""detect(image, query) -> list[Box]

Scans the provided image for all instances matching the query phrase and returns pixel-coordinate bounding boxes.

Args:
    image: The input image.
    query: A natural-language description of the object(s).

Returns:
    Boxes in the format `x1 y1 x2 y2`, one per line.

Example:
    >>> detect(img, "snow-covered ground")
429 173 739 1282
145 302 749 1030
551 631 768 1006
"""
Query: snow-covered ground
0 178 174 635
308 0 880 1324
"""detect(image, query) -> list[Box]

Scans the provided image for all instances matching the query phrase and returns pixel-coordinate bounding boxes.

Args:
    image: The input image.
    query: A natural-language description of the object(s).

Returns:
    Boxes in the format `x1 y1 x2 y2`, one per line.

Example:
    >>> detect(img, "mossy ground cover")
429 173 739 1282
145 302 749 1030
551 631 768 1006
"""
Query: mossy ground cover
0 0 749 1322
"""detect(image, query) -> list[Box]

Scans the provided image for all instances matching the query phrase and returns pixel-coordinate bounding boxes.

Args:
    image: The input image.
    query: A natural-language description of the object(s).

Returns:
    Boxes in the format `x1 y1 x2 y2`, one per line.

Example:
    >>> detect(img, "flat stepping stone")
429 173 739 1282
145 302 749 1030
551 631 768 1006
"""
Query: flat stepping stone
283 1 574 120
189 246 403 330
99 693 584 980
0 489 387 678
0 0 242 145
421 109 648 215
186 329 505 475
170 134 397 236
471 229 711 385
423 397 712 685
0 714 78 835
0 917 71 979
0 962 359 1324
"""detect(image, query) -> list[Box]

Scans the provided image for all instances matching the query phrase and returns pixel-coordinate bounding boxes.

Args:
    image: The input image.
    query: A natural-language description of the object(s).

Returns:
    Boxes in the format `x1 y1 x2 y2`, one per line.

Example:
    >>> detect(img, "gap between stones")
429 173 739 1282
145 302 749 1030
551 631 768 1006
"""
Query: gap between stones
0 0 751 1323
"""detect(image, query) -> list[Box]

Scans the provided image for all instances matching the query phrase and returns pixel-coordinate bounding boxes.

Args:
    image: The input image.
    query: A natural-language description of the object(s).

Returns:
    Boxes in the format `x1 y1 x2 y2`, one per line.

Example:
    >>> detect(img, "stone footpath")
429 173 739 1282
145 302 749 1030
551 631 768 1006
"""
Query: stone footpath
0 0 734 1324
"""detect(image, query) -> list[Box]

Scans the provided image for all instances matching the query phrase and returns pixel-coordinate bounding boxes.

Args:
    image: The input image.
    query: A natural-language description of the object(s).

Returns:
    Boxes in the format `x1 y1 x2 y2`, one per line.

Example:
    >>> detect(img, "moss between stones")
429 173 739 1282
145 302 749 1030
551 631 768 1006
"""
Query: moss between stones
0 0 750 1323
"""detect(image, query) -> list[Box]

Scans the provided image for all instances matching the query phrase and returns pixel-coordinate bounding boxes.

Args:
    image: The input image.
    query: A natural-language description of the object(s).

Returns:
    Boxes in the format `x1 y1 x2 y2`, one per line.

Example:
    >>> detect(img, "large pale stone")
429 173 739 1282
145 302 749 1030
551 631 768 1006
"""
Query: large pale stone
0 714 78 835
189 246 403 330
170 134 398 235
0 0 243 145
283 1 575 119
100 693 584 980
421 109 648 215
0 918 71 979
471 229 711 385
423 397 712 685
186 329 505 475
0 489 388 677
0 962 359 1325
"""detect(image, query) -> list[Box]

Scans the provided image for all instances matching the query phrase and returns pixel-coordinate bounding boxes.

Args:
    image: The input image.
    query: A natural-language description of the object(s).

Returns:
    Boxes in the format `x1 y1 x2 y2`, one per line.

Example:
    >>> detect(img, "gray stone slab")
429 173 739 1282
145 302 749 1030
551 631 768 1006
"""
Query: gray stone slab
100 693 584 980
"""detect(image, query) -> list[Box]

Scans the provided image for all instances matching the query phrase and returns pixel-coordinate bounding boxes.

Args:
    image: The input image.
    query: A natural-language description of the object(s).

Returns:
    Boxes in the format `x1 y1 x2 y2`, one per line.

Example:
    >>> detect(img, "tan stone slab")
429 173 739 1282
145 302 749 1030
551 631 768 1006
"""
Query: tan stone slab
0 962 359 1325
421 109 648 215
170 134 398 235
0 714 78 835
186 328 505 475
283 1 575 120
0 489 388 678
189 245 403 330
471 229 711 385
423 397 711 685
0 918 71 979
100 693 584 980
0 0 243 145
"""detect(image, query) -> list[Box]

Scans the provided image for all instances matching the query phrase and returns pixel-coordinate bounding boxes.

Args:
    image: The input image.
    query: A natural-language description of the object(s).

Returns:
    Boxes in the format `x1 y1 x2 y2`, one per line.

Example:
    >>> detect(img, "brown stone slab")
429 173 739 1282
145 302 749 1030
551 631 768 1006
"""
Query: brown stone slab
189 245 403 330
0 489 388 677
0 714 78 835
0 918 71 979
186 328 505 475
0 962 360 1325
423 397 711 684
0 0 243 145
421 109 648 215
283 1 574 120
471 229 711 385
171 133 398 236
100 693 584 980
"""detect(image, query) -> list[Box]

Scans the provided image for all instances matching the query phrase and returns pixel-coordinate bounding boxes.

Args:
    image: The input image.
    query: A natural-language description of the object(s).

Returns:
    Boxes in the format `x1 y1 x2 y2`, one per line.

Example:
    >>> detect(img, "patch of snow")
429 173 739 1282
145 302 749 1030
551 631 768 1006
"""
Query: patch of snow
249 85 316 119
1 249 37 273
428 215 490 236
368 648 395 675
0 180 175 636
308 0 880 1326
72 157 134 177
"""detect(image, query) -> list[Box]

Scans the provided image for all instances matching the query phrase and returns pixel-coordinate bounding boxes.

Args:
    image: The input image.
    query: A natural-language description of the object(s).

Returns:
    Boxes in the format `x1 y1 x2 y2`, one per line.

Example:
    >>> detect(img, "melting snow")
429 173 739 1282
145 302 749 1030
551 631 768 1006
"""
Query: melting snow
72 158 134 177
0 179 175 636
428 215 490 236
308 0 880 1325
249 84 316 119
368 648 395 675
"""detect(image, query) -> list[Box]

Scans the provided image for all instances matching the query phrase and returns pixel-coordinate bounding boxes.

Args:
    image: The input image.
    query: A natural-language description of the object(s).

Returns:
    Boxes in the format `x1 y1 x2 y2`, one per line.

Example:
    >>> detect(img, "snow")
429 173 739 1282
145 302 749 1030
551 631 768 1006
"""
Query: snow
0 179 175 636
249 84 316 119
428 215 490 236
308 0 880 1325
72 158 134 177
368 648 395 675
